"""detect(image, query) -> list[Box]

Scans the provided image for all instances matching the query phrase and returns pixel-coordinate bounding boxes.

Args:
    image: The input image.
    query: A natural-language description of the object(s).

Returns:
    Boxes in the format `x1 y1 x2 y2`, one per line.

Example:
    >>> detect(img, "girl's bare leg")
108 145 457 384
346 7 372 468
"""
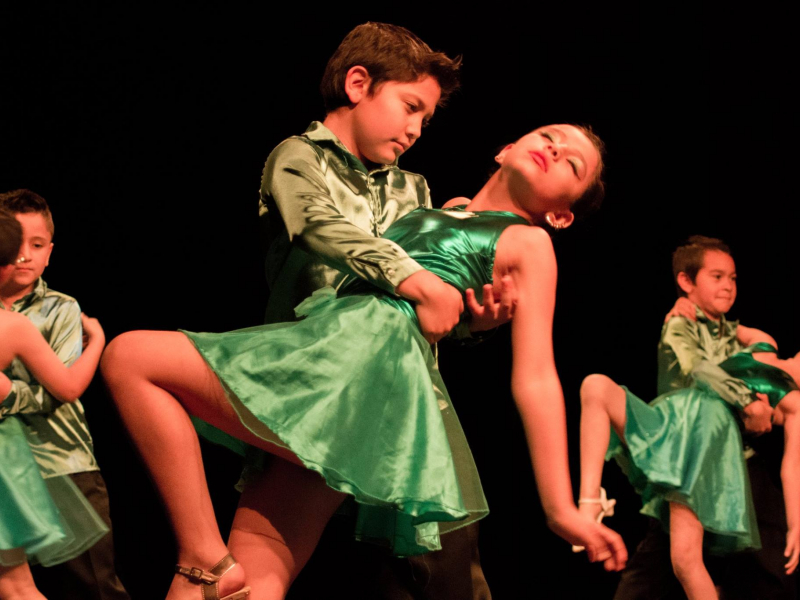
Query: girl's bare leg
670 502 717 599
101 330 321 599
578 374 627 520
228 459 345 599
0 562 46 600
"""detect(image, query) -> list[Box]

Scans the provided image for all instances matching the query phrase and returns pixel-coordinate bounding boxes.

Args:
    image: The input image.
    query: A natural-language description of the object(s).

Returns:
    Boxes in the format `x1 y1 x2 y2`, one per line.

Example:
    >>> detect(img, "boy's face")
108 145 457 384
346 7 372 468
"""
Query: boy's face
682 250 737 320
3 212 53 295
350 76 441 165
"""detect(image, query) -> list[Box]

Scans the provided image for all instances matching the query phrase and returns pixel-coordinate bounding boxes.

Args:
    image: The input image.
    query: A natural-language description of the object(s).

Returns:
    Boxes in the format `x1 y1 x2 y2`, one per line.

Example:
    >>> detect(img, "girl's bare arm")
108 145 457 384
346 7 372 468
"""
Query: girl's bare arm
495 225 627 570
778 391 800 574
11 312 105 403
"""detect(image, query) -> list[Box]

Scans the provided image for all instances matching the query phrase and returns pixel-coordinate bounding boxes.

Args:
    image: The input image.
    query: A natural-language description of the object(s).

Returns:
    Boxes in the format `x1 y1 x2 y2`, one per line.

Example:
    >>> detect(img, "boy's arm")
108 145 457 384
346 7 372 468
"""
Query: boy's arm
264 138 425 293
0 300 82 417
657 317 707 393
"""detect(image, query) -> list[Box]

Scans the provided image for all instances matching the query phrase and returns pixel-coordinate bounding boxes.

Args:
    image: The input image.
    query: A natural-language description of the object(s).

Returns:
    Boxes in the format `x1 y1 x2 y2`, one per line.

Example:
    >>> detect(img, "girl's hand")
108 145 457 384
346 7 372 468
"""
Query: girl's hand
80 314 105 348
466 276 517 332
548 509 628 571
785 528 800 574
664 297 696 323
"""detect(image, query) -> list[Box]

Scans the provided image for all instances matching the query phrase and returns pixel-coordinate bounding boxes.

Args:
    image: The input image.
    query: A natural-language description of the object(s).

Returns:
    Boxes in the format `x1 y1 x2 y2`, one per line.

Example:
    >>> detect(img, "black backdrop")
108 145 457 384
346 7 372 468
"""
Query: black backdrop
2 6 797 599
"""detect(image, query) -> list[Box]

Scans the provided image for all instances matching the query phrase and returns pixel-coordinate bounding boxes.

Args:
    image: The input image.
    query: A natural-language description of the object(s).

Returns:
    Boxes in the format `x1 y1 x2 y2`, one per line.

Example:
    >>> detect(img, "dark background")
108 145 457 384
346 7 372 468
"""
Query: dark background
2 6 797 599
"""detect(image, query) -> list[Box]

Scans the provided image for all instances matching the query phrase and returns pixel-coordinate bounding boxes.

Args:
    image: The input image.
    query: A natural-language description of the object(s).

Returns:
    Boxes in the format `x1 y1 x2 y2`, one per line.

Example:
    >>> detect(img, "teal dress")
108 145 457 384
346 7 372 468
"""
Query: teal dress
608 343 797 554
184 208 530 556
0 417 108 567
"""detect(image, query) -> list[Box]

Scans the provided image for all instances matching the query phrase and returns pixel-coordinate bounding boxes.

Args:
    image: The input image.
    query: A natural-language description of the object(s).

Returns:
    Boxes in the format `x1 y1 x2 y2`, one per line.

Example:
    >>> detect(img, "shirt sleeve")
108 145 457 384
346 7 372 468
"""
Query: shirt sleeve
656 317 750 408
0 299 82 417
261 138 424 294
691 361 754 410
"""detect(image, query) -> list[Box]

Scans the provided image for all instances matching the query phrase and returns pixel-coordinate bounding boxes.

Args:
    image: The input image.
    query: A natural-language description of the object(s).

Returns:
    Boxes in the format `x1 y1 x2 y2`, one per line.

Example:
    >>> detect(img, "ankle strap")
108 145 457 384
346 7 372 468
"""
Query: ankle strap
175 554 236 585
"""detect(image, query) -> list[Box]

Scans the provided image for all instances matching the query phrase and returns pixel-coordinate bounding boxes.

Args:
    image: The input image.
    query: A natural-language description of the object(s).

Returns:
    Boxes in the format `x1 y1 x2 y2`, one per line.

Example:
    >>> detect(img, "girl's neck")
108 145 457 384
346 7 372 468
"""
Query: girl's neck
466 174 537 224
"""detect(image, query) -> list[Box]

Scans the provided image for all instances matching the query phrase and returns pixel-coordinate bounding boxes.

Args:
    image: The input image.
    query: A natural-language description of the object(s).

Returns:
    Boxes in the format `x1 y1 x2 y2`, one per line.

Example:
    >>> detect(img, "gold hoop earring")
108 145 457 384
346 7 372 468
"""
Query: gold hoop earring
545 214 565 230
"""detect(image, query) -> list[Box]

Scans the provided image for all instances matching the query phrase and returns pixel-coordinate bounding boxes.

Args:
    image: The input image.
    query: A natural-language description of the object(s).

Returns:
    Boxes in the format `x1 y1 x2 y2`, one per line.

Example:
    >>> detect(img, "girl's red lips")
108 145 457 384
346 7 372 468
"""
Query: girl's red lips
529 151 548 172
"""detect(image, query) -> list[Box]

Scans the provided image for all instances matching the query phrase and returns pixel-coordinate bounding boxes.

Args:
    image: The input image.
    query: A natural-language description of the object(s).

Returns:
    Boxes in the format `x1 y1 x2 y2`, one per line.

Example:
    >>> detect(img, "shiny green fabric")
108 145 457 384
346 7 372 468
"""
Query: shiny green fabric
0 278 98 477
0 418 108 566
259 122 431 324
657 306 742 398
608 344 798 554
186 208 528 556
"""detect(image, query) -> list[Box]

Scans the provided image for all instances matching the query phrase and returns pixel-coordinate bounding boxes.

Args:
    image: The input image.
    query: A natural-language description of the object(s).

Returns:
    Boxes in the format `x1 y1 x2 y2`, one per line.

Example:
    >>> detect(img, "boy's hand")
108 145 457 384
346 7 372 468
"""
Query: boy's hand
80 313 105 348
664 297 697 323
397 270 463 344
466 275 517 332
743 393 774 435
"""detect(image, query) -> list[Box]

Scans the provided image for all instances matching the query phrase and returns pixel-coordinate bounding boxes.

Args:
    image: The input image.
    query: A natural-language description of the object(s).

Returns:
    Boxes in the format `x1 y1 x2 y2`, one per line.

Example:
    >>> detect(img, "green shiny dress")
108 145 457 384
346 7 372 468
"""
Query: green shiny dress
184 208 529 556
0 418 108 566
608 343 797 554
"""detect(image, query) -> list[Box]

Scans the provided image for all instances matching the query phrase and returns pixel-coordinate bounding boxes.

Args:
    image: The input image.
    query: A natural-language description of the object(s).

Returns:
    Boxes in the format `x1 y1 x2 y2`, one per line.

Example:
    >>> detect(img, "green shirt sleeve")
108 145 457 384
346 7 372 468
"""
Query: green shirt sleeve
262 137 424 294
657 315 748 408
1 300 82 416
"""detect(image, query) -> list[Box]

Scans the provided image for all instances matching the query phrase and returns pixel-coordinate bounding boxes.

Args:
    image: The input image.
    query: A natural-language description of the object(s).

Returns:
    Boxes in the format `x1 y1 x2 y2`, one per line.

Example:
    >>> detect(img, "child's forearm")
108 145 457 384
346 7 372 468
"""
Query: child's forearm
782 420 800 535
513 377 576 520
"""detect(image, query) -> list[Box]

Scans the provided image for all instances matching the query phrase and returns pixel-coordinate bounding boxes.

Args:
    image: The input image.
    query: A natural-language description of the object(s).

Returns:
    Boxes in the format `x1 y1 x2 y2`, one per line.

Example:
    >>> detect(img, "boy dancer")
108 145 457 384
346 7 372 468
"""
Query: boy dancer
232 23 504 599
614 235 791 599
0 190 128 599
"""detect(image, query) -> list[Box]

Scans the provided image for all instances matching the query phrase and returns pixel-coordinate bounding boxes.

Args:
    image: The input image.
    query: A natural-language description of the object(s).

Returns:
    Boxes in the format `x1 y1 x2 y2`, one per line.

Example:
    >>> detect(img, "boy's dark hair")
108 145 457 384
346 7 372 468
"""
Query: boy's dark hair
672 235 732 297
570 125 606 220
0 209 23 266
0 189 54 238
320 22 461 112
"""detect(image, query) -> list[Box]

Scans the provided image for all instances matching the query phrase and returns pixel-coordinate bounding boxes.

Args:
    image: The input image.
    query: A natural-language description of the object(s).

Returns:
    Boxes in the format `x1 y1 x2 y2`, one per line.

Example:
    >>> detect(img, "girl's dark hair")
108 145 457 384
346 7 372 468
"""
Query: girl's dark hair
570 125 606 220
320 22 461 112
0 209 23 266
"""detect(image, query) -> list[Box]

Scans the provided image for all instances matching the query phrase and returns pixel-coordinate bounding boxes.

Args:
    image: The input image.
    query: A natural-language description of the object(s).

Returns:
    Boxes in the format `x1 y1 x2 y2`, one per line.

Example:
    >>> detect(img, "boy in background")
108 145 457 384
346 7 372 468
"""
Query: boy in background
614 235 790 599
0 189 128 599
231 23 506 599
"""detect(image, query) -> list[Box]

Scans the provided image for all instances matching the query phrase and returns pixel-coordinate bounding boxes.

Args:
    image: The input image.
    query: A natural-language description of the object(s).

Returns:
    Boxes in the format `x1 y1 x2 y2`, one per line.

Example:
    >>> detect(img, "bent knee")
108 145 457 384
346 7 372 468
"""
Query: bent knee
580 374 619 405
101 331 157 386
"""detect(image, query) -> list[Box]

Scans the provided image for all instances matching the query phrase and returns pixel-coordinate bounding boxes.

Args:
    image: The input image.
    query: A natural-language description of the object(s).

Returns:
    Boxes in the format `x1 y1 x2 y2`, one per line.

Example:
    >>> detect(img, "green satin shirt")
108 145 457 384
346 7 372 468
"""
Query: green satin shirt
0 279 98 477
657 306 744 406
259 122 431 324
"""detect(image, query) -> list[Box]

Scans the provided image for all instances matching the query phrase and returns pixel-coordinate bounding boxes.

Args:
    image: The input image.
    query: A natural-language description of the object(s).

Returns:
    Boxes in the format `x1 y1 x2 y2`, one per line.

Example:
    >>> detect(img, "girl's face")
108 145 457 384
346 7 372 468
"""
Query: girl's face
497 124 599 219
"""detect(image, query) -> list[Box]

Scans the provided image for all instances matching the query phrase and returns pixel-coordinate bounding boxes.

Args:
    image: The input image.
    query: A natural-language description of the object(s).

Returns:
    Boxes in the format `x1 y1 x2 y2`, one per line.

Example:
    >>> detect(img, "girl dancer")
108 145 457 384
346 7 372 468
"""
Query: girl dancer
102 124 627 600
577 341 800 599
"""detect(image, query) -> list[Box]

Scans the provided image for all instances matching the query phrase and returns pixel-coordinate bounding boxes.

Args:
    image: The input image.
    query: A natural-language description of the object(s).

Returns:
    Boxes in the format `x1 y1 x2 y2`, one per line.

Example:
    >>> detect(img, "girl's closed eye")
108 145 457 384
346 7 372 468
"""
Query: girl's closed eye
567 158 580 176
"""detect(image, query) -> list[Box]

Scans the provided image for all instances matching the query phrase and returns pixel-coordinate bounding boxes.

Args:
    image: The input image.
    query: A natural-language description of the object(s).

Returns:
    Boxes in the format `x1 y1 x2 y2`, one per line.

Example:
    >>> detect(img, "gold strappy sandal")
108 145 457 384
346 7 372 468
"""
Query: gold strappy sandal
175 554 251 600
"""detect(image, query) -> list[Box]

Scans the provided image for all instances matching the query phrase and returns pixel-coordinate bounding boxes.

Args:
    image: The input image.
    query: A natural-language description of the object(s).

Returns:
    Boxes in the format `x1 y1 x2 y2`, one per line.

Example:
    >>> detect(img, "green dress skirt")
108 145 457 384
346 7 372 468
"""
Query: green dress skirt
184 208 530 556
608 343 796 554
0 417 108 566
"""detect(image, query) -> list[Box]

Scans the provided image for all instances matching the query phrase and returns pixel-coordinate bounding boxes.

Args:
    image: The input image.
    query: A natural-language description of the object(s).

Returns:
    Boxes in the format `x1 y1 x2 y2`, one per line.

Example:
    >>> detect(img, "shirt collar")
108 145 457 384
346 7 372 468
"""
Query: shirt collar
695 305 736 337
0 278 47 312
303 121 397 176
